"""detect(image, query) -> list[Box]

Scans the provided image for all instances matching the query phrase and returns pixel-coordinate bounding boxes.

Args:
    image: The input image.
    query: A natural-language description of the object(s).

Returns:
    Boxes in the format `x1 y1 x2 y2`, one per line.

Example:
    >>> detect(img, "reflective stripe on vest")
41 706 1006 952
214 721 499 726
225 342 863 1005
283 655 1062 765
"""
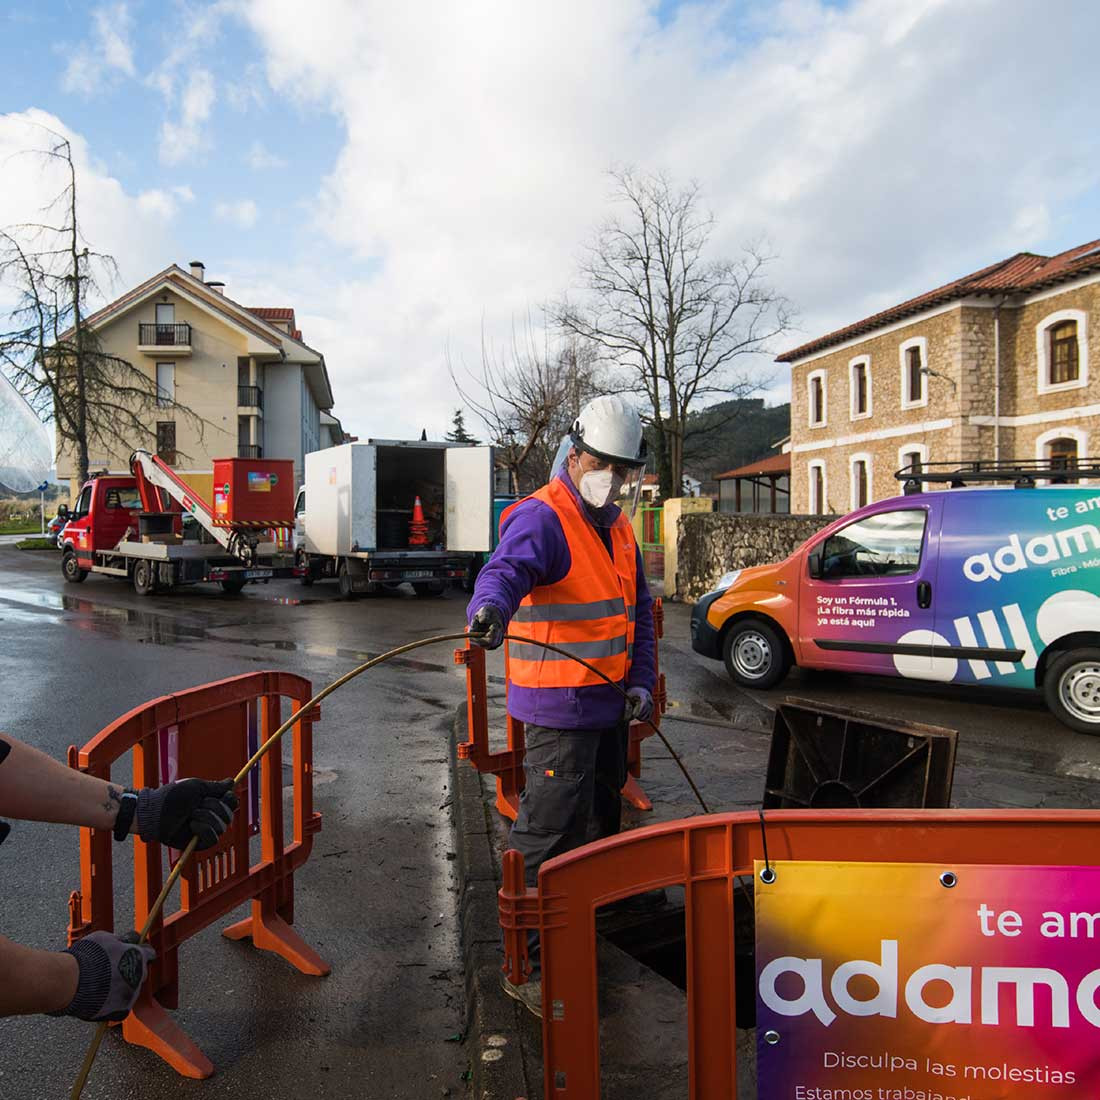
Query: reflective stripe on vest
504 477 638 690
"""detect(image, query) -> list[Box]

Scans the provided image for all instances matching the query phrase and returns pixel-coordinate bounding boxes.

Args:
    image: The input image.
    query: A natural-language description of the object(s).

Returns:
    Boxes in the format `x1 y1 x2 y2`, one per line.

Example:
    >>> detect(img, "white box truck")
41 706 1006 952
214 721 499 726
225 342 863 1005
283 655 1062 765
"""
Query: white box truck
293 439 494 597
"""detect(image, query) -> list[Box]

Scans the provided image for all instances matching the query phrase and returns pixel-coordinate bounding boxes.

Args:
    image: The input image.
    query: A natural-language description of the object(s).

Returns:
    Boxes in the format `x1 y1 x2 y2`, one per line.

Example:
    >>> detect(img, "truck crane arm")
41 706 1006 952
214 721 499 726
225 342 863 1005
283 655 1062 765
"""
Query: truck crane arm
129 450 258 566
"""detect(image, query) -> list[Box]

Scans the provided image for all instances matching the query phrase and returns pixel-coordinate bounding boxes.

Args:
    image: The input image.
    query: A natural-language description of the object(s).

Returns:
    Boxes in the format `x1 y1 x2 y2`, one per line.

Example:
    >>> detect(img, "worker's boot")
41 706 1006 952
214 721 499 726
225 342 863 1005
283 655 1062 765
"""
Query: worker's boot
501 975 543 1019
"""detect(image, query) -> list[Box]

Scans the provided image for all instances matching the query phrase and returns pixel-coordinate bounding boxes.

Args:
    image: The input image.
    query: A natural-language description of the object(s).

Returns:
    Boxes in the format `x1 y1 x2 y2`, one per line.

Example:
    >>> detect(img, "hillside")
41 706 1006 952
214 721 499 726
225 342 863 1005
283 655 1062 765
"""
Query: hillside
679 398 790 482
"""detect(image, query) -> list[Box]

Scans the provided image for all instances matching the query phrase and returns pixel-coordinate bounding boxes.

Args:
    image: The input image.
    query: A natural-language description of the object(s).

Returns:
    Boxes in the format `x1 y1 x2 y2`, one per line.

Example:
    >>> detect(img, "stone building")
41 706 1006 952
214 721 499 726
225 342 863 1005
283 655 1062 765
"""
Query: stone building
778 240 1100 514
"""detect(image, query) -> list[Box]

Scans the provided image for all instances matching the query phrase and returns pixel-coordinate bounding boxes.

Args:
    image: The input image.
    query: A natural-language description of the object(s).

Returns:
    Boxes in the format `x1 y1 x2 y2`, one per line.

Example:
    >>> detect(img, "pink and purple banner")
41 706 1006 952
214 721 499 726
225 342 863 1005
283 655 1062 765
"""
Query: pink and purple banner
756 861 1100 1099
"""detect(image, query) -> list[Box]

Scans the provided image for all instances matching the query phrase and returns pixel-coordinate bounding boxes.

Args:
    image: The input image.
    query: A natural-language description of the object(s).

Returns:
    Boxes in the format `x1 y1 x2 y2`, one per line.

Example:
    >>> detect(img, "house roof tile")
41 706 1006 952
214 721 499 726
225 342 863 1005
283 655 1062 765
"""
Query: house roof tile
778 238 1100 362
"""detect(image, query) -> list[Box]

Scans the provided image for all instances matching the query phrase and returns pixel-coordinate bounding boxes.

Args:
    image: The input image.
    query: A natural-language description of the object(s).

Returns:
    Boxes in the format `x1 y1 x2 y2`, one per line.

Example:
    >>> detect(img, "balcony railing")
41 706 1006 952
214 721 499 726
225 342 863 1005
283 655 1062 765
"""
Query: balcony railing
139 322 192 346
237 385 263 409
238 445 263 459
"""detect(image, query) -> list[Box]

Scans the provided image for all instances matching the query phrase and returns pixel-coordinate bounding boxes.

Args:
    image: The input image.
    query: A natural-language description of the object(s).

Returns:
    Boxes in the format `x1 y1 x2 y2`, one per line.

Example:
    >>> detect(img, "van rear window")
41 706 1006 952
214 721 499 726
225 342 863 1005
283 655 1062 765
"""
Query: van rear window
820 510 927 580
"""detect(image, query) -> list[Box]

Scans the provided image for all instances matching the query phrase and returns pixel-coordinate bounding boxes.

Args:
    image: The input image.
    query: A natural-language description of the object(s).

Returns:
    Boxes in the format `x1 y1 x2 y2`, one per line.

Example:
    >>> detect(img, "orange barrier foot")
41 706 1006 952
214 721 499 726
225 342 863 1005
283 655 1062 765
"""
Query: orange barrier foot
223 901 331 976
123 995 214 1079
622 774 652 811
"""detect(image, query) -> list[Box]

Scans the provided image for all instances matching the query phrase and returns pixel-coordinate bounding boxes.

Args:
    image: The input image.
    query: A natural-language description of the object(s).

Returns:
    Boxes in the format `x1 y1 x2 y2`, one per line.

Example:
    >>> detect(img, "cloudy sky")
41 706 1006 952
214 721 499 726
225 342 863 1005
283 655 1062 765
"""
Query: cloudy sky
1 0 1098 442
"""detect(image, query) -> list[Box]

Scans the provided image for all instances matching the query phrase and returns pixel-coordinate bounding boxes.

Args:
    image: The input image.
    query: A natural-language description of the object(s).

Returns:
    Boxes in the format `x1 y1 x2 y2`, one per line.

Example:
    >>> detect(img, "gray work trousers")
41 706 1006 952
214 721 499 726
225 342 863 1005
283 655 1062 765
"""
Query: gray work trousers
507 723 629 975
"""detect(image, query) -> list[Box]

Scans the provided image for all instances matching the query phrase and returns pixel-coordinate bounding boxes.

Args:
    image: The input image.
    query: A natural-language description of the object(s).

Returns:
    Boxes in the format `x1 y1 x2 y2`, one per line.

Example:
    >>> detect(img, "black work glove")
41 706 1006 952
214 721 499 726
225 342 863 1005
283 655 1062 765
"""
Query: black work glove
137 778 239 850
469 604 505 649
58 930 156 1022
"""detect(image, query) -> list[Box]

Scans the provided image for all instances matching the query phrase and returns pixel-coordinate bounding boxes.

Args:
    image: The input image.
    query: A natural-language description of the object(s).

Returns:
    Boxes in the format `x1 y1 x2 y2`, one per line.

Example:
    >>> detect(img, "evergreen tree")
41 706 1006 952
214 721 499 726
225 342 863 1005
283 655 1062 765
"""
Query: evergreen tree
445 409 479 444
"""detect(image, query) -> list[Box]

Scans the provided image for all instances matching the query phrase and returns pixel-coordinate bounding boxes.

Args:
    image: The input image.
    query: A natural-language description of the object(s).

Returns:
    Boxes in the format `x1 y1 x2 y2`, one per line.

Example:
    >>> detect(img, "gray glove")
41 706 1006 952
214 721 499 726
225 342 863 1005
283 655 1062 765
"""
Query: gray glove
624 686 654 724
469 605 505 649
137 778 239 850
59 930 155 1022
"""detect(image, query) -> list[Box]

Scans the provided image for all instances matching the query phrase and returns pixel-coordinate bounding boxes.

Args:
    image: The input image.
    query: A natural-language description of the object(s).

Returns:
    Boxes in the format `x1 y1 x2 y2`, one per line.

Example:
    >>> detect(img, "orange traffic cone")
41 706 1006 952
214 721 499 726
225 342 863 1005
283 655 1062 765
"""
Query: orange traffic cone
408 495 430 547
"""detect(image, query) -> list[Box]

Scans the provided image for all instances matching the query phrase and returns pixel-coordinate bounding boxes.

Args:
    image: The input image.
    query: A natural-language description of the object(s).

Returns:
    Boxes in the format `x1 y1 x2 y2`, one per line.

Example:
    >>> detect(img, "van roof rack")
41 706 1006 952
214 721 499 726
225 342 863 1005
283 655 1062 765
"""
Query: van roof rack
895 458 1100 494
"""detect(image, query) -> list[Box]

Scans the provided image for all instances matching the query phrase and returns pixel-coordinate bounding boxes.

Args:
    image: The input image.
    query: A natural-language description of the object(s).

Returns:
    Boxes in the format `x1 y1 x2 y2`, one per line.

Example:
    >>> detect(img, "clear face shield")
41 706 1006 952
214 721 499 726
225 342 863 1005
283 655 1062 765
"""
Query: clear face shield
553 436 647 526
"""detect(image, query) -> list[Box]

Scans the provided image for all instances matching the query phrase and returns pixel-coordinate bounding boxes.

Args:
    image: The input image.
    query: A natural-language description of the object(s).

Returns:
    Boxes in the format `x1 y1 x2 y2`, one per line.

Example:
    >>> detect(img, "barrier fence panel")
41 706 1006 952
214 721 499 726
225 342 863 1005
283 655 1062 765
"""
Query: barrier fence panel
66 670 328 1079
456 600 668 819
497 808 1100 1099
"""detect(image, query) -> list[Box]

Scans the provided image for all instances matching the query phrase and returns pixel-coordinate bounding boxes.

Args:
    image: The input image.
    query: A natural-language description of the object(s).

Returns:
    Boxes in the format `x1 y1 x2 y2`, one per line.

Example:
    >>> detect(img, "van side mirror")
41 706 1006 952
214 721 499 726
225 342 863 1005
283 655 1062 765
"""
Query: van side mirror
808 550 822 579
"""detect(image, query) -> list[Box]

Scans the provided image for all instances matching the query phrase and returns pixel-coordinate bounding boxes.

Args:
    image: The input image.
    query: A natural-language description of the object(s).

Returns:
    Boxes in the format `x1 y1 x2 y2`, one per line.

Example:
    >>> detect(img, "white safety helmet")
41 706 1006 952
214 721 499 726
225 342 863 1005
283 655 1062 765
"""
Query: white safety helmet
569 395 647 469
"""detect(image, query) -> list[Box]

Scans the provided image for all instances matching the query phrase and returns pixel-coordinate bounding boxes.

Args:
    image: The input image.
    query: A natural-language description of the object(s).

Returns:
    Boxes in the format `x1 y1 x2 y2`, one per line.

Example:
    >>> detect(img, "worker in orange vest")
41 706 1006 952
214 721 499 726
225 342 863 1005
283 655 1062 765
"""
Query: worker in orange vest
468 395 657 1016
0 733 238 1020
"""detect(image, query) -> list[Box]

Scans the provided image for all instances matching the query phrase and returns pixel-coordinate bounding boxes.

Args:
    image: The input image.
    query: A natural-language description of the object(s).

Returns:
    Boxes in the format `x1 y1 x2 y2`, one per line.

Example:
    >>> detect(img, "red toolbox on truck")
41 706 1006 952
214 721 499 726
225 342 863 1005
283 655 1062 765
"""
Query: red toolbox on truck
212 458 295 527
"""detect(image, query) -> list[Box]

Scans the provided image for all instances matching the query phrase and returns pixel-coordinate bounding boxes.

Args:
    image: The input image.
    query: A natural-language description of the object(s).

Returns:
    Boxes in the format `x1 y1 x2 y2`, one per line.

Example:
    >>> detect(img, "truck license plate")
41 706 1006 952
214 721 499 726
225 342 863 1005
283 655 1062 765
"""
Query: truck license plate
404 569 434 579
244 569 273 579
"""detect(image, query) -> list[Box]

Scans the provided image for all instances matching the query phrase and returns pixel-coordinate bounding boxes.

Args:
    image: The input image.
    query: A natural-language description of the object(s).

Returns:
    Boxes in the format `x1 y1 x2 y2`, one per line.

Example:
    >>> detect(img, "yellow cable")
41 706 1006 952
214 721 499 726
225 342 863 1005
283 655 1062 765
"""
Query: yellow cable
71 629 705 1098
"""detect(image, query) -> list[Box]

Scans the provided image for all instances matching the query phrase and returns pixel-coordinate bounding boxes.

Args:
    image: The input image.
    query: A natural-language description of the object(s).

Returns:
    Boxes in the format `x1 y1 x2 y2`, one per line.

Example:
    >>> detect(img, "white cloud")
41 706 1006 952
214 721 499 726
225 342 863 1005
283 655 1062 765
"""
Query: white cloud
135 184 195 219
246 140 286 170
61 3 136 96
159 68 216 164
215 199 259 228
0 110 178 297
229 1 1100 440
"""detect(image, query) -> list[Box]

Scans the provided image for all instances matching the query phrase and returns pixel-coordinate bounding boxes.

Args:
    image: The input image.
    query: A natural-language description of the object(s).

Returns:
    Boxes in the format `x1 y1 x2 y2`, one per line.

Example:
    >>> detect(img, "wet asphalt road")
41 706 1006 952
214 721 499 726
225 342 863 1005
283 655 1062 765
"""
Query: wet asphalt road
2 547 1099 1100
0 547 471 1100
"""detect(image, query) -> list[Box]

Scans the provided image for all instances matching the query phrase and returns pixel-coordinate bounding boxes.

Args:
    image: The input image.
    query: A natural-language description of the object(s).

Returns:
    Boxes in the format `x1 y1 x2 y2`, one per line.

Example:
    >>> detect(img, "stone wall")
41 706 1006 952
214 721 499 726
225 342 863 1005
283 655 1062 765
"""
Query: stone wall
676 512 835 602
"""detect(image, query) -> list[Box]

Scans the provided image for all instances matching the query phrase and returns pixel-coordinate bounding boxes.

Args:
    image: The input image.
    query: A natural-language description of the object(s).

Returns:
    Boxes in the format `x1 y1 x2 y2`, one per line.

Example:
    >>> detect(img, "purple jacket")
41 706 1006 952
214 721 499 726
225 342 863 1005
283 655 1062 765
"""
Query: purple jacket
468 471 656 730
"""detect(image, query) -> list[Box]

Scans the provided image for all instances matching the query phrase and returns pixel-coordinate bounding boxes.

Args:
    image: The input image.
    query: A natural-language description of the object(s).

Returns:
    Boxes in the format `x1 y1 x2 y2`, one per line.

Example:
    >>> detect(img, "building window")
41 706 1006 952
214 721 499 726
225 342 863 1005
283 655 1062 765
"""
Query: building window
849 356 871 419
1037 309 1088 394
899 337 928 409
156 362 174 407
156 421 176 466
1050 322 1079 385
808 461 826 513
850 454 872 509
1036 428 1087 484
808 369 827 427
237 357 251 387
898 443 929 481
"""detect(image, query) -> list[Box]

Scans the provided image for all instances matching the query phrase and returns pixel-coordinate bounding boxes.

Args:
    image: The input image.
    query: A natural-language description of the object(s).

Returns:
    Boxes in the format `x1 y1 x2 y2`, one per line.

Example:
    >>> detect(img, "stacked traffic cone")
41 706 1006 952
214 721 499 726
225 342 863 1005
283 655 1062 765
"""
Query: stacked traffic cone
408 495 430 546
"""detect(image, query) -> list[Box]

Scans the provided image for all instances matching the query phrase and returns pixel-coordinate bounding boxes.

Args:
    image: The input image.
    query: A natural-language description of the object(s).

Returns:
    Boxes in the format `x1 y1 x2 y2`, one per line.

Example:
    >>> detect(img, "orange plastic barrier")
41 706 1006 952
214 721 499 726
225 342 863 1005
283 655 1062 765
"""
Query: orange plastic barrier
66 670 329 1079
498 808 1100 1099
455 599 668 819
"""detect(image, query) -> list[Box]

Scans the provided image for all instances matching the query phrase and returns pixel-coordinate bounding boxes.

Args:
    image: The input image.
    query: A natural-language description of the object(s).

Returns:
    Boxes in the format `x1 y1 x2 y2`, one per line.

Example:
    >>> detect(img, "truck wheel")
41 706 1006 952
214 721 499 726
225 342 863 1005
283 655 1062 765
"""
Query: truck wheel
338 561 357 600
414 580 447 598
297 551 314 587
133 559 157 597
220 577 247 595
62 551 87 584
723 619 790 689
1044 647 1100 734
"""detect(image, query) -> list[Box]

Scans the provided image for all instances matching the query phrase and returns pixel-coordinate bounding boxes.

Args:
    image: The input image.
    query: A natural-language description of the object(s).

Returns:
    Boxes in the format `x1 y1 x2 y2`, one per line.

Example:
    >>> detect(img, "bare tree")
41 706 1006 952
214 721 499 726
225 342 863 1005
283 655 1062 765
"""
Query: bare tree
0 129 203 488
552 167 794 498
450 316 601 493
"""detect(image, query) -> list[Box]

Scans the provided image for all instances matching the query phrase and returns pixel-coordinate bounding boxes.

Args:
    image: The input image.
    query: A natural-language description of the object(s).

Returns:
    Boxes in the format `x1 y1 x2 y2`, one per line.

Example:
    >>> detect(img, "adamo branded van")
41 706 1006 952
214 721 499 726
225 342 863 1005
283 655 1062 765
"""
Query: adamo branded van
691 462 1100 733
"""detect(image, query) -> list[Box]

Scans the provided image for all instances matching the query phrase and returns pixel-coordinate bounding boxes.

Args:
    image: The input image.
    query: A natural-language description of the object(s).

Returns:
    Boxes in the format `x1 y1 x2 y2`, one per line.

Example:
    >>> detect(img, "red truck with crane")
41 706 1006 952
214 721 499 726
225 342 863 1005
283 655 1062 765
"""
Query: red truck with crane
59 450 300 596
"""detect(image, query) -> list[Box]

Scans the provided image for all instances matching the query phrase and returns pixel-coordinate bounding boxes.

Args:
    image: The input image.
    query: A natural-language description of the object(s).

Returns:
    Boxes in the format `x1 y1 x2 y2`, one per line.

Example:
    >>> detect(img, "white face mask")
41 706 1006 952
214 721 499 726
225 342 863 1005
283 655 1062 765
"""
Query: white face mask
579 469 624 509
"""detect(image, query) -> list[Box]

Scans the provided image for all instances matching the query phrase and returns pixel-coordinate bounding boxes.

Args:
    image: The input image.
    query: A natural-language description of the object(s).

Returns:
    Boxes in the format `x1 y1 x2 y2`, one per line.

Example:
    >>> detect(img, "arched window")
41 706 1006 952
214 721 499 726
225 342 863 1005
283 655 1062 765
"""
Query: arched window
1036 309 1088 393
808 461 826 513
1049 322 1079 385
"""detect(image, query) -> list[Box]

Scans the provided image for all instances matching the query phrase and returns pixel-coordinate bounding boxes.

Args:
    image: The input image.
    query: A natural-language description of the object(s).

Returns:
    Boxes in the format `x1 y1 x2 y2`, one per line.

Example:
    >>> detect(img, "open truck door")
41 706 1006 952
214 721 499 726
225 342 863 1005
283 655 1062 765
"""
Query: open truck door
445 445 493 553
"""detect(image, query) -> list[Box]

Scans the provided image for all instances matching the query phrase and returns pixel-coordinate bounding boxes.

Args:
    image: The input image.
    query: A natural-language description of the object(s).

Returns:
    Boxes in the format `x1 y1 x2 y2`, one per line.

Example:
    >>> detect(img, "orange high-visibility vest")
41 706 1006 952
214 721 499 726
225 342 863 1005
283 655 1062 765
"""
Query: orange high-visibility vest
504 477 638 689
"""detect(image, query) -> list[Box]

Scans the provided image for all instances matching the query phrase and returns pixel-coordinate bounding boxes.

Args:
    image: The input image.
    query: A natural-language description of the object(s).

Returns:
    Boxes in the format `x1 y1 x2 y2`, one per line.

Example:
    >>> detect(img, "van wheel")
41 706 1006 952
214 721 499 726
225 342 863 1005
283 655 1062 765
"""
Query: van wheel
1044 647 1100 734
133 559 157 597
62 551 87 584
338 561 357 600
414 580 447 598
723 619 790 689
220 578 246 595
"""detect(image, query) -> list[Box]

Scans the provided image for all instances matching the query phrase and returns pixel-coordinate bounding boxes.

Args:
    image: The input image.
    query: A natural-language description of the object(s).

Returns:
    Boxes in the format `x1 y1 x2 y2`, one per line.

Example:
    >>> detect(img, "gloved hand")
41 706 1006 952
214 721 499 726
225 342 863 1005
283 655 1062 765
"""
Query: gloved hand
137 778 239 851
469 605 505 649
59 930 156 1022
623 686 654 724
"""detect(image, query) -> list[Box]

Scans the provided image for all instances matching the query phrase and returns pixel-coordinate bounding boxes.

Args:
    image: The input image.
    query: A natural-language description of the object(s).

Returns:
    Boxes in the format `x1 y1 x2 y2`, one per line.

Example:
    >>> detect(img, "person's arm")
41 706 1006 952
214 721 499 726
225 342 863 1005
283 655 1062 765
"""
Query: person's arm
467 499 570 625
0 733 238 847
0 935 78 1016
626 545 657 695
0 735 127 832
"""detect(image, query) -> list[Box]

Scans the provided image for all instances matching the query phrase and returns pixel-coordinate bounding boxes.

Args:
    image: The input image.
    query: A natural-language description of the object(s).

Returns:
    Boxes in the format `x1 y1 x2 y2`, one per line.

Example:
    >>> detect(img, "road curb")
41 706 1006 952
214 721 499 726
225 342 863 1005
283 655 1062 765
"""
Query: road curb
449 708 531 1100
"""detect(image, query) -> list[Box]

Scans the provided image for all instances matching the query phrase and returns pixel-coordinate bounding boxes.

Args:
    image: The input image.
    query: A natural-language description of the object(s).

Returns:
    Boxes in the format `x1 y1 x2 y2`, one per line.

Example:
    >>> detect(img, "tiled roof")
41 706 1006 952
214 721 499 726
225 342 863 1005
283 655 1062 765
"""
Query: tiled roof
778 238 1100 362
247 307 296 322
715 453 791 480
